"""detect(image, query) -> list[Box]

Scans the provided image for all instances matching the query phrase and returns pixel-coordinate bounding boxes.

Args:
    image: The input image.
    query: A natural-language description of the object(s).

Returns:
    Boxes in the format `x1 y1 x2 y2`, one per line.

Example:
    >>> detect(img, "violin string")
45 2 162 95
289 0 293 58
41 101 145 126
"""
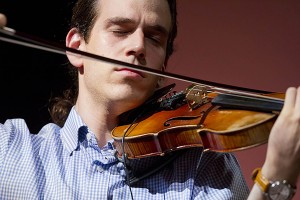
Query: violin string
0 26 275 95
207 87 284 102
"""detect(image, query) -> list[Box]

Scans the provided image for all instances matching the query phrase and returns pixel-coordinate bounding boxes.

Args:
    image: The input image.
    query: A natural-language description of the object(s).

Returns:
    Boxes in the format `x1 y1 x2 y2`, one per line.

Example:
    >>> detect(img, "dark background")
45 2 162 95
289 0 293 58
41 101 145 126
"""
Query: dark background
1 0 300 196
1 0 72 132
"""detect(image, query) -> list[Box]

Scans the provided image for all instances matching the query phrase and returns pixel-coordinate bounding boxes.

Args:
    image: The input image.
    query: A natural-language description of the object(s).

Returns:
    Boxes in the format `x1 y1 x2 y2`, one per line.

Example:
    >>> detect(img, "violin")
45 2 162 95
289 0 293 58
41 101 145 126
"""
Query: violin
112 84 285 159
0 20 285 160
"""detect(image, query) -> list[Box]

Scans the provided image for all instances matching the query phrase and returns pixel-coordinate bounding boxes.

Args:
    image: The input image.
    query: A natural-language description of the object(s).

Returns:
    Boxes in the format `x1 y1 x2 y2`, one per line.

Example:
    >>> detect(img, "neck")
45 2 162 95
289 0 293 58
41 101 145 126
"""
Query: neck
75 98 120 148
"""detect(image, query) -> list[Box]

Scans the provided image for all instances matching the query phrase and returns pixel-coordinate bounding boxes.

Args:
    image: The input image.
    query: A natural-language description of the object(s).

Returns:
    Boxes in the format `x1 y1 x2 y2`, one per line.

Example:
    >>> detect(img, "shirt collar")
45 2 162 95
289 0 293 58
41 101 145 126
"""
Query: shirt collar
60 107 115 155
60 107 88 155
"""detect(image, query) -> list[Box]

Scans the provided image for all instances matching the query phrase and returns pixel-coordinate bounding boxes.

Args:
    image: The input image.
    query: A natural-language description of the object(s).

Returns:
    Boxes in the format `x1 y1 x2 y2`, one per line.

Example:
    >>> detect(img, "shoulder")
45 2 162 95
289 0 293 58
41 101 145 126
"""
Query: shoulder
0 119 31 150
0 119 61 162
0 118 60 141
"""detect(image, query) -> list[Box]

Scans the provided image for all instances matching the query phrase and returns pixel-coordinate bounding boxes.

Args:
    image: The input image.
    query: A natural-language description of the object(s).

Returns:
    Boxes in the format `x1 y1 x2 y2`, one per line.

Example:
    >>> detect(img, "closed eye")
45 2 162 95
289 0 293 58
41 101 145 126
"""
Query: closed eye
145 32 167 46
112 30 131 37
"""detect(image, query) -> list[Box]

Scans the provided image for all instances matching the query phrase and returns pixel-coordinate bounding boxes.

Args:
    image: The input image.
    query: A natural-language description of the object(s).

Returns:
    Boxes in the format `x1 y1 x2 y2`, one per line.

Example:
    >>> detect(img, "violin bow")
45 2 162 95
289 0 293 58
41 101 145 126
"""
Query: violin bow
0 22 276 98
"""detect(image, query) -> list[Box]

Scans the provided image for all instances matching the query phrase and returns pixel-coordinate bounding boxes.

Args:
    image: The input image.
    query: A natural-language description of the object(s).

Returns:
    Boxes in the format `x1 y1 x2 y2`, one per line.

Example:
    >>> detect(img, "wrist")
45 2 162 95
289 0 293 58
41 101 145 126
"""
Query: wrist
262 162 298 186
252 167 297 200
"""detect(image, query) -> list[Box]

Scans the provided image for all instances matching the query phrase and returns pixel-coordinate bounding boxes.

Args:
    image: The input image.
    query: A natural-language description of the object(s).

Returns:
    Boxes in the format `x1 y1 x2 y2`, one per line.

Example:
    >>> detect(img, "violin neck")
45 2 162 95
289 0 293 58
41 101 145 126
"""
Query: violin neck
211 93 283 112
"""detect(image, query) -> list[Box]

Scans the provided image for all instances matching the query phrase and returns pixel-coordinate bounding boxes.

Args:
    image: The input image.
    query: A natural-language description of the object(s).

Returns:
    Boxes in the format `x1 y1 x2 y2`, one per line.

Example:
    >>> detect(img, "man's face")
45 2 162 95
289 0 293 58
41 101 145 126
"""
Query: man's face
77 0 172 113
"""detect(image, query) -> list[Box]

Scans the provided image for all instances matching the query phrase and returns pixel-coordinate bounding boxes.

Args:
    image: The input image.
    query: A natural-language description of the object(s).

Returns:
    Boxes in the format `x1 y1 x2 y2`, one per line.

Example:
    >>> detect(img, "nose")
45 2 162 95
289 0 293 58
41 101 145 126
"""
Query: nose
126 30 146 63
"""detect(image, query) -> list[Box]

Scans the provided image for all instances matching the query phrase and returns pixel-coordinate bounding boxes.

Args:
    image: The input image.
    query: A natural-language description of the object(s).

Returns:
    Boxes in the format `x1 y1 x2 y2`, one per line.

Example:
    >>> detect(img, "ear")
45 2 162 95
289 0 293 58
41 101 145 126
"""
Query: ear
66 28 84 68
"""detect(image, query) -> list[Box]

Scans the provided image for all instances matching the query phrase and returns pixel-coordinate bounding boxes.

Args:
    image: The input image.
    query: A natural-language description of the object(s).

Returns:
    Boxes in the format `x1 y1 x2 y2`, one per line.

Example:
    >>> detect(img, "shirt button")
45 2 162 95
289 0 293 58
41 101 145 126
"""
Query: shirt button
96 165 104 173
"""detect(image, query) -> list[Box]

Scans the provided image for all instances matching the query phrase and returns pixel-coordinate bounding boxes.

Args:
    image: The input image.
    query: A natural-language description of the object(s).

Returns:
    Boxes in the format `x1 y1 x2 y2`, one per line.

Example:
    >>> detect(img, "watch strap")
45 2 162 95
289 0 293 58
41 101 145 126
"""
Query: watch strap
252 167 297 199
252 167 270 192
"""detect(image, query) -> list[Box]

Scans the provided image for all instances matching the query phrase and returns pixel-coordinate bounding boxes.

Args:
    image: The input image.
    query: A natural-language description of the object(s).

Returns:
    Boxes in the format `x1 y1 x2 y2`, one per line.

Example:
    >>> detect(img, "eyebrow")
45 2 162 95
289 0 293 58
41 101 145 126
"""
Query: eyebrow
105 17 135 26
105 17 169 36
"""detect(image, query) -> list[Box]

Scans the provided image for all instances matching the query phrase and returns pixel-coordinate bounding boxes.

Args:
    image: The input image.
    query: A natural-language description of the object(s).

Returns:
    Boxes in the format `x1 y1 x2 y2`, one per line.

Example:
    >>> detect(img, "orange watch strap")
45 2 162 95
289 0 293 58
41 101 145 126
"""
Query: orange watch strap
252 168 270 192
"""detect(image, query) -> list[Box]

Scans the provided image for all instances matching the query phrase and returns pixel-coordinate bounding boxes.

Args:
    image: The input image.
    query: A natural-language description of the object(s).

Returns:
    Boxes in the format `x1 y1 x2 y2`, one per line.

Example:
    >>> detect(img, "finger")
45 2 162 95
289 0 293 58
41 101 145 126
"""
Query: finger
0 13 7 28
282 87 297 113
295 86 300 115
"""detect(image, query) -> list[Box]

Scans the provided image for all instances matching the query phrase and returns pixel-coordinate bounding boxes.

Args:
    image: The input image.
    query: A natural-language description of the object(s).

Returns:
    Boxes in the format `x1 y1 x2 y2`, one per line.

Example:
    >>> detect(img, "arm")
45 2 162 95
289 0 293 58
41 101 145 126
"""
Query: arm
248 86 300 199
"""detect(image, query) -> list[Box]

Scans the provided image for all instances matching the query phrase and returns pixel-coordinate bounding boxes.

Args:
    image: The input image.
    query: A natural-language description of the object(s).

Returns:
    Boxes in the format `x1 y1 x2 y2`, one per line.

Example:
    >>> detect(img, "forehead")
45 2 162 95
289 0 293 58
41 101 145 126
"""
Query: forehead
97 0 172 30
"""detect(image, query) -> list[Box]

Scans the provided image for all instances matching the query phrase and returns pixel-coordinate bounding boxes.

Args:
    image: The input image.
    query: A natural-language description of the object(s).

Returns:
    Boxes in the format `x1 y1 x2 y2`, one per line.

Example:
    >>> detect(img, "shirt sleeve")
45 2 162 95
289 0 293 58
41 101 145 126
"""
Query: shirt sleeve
0 119 30 168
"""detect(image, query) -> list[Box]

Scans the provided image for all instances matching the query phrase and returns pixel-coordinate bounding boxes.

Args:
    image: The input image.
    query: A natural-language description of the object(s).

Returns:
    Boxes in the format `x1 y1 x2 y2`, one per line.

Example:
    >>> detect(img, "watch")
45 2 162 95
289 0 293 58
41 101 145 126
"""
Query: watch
252 168 297 200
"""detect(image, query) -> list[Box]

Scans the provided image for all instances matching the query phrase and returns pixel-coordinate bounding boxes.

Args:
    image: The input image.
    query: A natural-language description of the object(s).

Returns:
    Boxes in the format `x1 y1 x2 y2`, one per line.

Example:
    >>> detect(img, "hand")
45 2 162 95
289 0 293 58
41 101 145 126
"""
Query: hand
262 86 300 184
0 13 7 28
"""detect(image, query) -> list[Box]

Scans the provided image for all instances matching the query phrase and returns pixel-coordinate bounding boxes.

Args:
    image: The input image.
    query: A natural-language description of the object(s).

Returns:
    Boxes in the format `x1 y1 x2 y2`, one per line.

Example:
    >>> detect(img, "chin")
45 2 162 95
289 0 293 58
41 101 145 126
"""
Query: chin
111 81 155 101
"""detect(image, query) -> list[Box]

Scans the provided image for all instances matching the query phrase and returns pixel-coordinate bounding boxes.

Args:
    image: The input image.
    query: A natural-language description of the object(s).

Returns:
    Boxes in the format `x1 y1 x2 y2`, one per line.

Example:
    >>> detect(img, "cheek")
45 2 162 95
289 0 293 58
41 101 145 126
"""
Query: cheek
82 58 108 85
147 48 166 70
86 32 116 55
146 75 161 94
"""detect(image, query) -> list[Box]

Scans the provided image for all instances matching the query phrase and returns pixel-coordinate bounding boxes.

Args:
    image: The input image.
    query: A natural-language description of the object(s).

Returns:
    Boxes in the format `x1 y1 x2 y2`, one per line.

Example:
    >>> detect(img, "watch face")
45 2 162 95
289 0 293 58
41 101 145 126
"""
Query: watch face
269 181 291 200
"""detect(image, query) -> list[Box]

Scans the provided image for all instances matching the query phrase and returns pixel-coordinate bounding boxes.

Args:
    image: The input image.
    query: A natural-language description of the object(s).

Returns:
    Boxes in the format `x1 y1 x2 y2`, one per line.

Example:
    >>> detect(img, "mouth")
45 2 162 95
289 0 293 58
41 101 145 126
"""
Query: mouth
115 68 145 78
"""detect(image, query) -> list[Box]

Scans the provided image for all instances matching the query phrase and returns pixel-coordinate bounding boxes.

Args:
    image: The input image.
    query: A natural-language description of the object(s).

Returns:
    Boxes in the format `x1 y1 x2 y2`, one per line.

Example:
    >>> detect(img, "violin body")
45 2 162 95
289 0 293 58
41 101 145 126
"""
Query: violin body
112 87 285 159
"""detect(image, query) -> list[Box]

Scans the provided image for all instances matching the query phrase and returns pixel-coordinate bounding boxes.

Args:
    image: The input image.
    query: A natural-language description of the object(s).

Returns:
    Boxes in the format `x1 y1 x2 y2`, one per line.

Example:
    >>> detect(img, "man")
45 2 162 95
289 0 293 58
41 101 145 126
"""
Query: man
0 0 299 199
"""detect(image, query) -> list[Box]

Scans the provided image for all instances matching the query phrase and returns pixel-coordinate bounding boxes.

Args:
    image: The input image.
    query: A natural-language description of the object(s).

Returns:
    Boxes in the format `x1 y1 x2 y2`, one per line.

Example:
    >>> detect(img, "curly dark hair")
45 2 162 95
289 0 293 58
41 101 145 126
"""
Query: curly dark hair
49 0 178 127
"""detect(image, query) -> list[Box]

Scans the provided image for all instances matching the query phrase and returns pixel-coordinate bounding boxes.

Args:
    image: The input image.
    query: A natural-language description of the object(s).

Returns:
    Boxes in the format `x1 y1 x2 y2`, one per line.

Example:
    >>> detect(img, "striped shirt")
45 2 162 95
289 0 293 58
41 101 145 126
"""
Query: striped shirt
0 107 249 199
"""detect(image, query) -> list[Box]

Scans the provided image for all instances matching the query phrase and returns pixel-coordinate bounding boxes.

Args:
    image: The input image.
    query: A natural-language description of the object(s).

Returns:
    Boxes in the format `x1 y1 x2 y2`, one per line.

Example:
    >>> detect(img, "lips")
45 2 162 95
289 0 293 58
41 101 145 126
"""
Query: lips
115 68 145 78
